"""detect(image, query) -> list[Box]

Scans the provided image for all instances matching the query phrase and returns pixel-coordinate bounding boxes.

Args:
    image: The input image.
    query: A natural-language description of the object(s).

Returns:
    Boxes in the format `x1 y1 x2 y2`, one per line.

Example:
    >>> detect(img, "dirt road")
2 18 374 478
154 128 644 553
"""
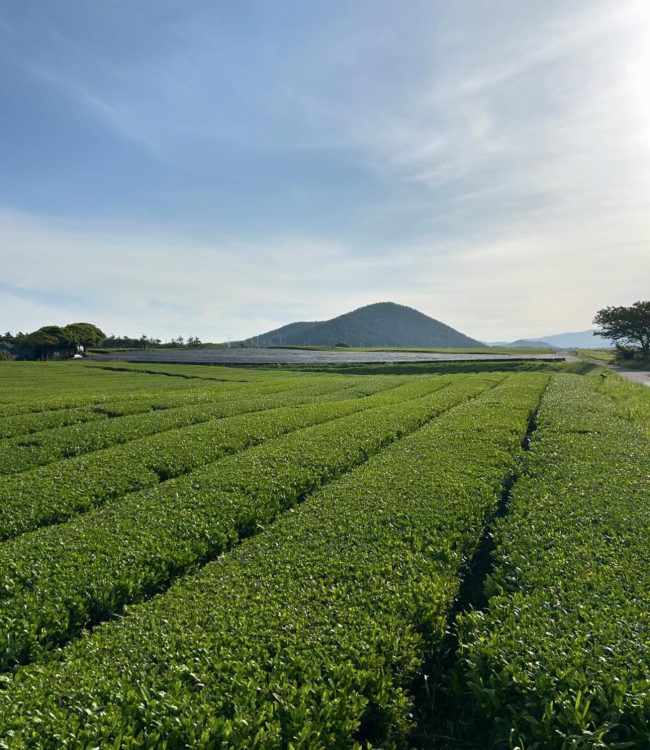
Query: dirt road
615 369 650 387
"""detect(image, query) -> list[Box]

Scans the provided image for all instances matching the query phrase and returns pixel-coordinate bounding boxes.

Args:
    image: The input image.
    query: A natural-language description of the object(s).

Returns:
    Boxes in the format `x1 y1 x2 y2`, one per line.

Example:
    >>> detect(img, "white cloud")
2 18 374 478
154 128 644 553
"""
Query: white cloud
2 0 650 342
0 210 410 340
2 204 648 342
367 0 650 201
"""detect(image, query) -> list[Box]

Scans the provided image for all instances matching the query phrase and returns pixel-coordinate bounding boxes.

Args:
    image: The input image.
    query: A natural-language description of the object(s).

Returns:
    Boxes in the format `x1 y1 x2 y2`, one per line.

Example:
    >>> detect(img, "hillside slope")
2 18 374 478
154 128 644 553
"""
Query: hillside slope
248 320 319 345
246 302 486 348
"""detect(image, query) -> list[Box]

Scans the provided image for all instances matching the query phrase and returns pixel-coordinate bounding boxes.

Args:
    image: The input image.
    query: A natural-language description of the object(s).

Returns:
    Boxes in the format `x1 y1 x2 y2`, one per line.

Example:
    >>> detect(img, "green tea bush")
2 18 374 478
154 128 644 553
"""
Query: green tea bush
455 374 650 747
0 374 548 747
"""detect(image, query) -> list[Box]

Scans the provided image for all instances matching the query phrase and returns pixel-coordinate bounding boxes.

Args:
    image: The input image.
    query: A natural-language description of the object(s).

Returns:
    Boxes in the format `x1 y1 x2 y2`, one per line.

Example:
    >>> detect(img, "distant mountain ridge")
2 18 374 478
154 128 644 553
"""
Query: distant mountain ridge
245 302 486 348
489 329 613 349
538 330 613 348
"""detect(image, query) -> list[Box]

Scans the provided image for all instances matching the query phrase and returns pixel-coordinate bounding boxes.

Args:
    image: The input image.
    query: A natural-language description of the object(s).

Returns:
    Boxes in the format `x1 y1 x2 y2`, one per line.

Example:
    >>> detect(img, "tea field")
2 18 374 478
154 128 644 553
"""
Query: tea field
0 361 647 748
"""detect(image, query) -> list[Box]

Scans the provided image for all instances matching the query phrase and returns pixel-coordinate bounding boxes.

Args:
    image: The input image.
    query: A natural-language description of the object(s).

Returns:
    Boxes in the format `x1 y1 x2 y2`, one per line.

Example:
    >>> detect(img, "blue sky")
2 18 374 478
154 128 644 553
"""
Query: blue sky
1 0 649 341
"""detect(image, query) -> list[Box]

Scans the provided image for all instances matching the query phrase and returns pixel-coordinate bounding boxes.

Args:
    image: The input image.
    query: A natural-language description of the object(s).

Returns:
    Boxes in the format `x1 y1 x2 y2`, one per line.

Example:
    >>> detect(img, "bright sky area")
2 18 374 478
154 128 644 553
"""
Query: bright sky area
1 0 649 342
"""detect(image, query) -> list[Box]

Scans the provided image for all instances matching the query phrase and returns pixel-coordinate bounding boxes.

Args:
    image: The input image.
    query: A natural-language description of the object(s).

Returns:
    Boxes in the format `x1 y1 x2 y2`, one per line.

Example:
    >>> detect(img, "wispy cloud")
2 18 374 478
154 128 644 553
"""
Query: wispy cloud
0 210 409 339
1 0 649 340
0 281 86 307
2 204 648 341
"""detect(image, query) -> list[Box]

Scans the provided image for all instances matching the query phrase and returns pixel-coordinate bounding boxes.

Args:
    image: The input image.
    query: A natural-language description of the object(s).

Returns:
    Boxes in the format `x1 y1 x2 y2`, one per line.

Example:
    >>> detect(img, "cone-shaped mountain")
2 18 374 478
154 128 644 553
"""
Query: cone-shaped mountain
246 302 486 348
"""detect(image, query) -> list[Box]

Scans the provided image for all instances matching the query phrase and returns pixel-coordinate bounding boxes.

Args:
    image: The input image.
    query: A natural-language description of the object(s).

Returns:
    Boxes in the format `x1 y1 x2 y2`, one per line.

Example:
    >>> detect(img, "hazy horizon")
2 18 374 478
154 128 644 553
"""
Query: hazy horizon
2 1 649 341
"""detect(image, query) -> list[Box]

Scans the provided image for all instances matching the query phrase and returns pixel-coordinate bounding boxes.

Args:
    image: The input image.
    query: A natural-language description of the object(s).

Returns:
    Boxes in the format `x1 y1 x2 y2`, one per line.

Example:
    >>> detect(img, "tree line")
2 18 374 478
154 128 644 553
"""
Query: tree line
0 324 205 360
98 334 203 349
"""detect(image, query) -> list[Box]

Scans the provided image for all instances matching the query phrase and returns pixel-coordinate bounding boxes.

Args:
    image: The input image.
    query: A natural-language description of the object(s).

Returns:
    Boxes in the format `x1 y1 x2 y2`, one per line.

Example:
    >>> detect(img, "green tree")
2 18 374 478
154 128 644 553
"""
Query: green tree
593 301 650 355
62 323 106 350
19 326 68 360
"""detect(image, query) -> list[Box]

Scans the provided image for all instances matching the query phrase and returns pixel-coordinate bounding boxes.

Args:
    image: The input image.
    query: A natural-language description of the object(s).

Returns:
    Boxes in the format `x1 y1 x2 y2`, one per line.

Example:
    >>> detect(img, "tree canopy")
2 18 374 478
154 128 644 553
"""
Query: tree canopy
62 323 106 348
593 301 650 355
15 322 106 359
20 326 68 350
